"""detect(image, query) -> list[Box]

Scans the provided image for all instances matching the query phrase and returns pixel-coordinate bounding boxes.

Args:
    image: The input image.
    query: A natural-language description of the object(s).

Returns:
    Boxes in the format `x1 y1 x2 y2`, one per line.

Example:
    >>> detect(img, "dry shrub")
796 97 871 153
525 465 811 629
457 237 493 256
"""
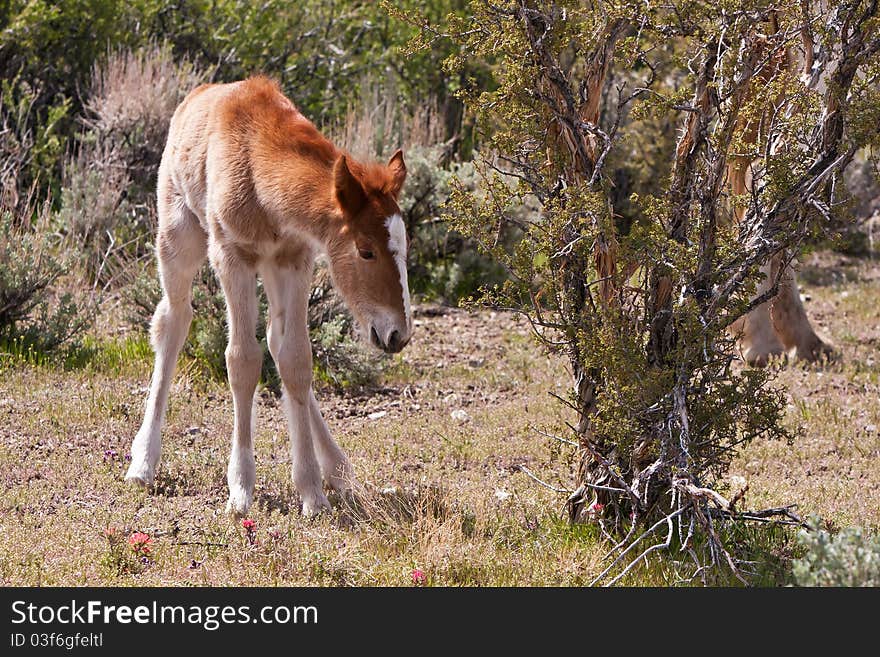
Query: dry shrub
84 43 205 178
57 44 205 285
330 80 446 160
1 79 69 214
340 483 455 534
0 83 36 211
58 140 132 246
0 196 92 354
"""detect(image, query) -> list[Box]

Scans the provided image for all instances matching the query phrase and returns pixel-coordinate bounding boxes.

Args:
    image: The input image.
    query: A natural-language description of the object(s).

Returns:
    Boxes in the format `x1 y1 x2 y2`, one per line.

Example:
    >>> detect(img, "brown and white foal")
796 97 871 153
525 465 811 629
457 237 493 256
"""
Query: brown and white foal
125 76 412 516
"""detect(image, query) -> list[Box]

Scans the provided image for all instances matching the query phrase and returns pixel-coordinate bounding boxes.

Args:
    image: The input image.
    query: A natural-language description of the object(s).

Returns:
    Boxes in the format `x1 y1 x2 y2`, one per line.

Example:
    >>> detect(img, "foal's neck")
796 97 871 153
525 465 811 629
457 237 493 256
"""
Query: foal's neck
254 106 346 248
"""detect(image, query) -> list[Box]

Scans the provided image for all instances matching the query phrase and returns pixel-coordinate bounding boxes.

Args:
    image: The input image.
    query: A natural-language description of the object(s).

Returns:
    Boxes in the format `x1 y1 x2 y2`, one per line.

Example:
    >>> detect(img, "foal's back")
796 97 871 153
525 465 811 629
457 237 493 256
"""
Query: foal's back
161 77 338 251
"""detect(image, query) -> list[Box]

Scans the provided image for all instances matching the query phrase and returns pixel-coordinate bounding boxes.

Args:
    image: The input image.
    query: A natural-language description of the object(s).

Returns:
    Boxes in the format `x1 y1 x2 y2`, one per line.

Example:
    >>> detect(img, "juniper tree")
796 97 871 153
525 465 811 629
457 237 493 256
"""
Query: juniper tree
396 0 880 581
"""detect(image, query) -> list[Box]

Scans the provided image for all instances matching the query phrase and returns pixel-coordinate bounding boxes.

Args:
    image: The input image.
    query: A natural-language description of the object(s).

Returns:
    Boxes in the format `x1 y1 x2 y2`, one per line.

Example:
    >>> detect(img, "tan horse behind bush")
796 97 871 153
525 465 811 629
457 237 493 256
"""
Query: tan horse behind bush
727 18 835 368
125 76 412 516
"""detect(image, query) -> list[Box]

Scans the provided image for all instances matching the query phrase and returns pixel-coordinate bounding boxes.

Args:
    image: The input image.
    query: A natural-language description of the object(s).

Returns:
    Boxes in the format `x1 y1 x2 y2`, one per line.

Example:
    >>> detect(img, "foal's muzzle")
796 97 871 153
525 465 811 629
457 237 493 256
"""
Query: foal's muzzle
370 326 409 354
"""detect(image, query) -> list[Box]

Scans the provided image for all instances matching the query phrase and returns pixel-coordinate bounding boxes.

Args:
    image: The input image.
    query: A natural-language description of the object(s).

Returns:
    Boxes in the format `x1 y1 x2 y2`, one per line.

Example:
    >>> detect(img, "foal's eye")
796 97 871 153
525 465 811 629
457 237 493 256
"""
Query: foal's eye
358 248 375 260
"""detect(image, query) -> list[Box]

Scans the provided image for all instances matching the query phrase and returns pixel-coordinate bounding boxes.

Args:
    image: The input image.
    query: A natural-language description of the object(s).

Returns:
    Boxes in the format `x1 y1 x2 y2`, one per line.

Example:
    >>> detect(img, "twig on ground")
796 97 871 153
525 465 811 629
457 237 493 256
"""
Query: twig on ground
517 465 571 494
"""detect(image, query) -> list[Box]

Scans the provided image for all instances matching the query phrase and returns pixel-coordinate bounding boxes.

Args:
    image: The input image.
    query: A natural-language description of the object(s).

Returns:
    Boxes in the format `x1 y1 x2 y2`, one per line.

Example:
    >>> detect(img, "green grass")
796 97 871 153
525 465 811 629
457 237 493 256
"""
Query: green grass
0 334 153 375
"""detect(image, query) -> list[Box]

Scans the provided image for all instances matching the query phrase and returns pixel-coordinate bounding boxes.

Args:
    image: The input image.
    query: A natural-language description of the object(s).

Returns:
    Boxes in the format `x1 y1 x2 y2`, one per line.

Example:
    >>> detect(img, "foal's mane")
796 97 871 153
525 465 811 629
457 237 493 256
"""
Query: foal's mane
240 76 400 200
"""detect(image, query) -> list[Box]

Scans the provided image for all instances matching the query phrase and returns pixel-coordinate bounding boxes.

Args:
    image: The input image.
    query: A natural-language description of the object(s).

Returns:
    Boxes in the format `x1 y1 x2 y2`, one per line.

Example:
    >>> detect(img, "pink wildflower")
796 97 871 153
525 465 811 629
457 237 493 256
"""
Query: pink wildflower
412 569 426 585
128 532 152 555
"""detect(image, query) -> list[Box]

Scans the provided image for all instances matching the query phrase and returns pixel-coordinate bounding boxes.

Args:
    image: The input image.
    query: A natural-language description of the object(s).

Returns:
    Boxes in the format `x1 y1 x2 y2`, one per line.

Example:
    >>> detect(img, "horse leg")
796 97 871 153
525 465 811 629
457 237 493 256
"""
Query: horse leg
261 259 331 517
770 256 835 363
309 390 359 497
734 262 786 367
212 244 262 517
126 186 206 486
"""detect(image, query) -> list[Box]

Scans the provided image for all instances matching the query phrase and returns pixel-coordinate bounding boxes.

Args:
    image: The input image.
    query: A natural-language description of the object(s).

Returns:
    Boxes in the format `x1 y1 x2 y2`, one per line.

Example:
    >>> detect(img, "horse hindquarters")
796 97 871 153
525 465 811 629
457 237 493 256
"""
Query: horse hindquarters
126 171 207 485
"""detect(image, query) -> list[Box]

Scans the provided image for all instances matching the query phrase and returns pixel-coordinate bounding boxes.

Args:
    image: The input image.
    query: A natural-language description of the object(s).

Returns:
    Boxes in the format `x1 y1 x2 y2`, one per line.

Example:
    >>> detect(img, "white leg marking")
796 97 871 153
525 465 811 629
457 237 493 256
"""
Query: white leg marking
213 245 261 517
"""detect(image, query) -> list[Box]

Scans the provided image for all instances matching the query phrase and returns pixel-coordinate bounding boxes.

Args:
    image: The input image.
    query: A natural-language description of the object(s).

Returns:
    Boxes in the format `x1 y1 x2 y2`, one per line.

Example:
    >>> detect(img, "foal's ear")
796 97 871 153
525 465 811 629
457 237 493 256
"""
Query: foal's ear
387 149 407 198
333 154 367 215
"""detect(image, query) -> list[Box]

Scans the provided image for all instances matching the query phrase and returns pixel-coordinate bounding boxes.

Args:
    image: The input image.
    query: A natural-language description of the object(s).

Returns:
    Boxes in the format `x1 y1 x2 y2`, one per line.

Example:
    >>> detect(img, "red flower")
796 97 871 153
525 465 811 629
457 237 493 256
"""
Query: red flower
241 519 256 532
128 532 152 555
411 569 426 585
590 503 604 512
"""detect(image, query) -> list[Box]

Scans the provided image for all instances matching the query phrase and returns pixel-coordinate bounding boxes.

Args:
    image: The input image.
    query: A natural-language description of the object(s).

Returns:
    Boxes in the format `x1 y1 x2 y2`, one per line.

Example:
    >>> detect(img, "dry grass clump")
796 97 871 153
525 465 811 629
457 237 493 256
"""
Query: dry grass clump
84 43 205 174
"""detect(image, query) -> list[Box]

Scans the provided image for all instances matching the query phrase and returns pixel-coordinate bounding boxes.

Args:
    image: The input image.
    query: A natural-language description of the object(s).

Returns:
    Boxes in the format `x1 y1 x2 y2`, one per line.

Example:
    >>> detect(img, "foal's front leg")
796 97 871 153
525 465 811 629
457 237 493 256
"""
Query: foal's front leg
212 245 262 516
261 263 331 516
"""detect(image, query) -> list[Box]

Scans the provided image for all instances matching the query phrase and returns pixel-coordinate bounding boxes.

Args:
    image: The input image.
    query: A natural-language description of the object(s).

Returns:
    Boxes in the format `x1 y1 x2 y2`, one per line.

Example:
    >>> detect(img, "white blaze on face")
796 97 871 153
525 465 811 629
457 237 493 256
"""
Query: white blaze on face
385 213 411 329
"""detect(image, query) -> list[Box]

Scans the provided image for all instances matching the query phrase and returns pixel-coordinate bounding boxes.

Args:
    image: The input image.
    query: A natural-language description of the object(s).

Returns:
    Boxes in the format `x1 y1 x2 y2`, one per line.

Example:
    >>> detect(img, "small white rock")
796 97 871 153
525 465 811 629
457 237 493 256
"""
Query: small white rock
494 488 510 501
450 409 470 422
367 410 387 420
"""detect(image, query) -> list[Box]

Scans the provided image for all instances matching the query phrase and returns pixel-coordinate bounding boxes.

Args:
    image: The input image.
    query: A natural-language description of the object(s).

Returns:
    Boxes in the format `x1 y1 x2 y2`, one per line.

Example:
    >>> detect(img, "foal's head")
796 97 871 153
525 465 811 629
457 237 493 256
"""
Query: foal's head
326 149 412 353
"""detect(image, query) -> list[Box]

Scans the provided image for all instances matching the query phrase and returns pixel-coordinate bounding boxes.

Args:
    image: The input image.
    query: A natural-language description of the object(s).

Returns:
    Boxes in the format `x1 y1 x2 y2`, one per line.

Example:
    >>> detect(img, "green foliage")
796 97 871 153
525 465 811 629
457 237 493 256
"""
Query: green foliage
0 204 92 357
400 145 507 302
793 520 880 587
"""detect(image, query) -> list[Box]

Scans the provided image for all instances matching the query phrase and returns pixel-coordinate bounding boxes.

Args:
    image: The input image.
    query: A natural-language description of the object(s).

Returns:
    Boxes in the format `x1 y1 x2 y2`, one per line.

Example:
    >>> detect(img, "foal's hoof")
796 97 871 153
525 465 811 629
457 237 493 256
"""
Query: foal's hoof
743 348 786 368
301 494 332 518
124 464 154 488
226 488 254 518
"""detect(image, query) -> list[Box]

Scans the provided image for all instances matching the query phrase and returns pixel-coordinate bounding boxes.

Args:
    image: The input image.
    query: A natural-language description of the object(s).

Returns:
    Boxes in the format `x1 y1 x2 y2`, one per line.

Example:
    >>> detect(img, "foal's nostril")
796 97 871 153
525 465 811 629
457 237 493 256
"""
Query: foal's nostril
387 330 401 352
370 326 382 348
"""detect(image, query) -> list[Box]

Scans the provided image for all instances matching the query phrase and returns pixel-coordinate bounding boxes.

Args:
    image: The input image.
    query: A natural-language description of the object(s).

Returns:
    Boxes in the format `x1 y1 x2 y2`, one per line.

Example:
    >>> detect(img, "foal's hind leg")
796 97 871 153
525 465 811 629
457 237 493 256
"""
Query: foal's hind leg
309 391 359 497
126 197 206 486
211 244 262 517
